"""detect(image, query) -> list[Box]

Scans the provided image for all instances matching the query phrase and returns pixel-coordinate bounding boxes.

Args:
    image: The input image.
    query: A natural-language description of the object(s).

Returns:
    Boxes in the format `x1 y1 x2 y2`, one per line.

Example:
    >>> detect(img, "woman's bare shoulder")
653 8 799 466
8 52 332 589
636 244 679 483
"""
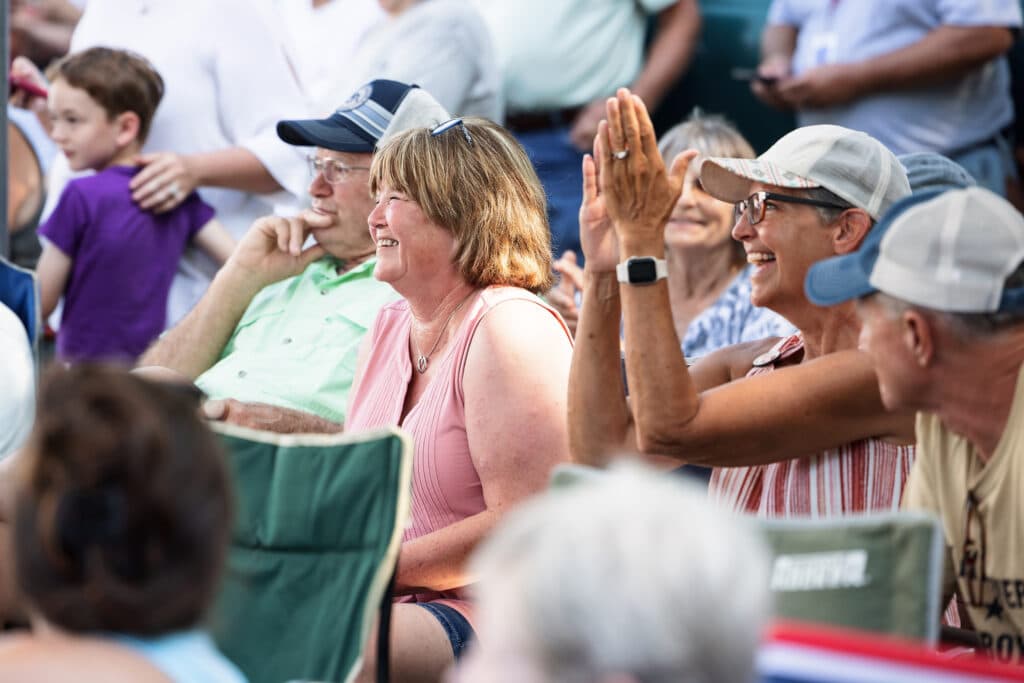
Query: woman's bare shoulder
465 295 572 392
475 295 571 349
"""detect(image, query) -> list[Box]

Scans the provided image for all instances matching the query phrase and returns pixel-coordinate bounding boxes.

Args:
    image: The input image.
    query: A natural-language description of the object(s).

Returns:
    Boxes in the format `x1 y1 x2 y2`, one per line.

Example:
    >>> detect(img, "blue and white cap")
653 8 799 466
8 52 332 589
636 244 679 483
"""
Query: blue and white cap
805 187 1024 313
897 152 976 193
277 79 449 153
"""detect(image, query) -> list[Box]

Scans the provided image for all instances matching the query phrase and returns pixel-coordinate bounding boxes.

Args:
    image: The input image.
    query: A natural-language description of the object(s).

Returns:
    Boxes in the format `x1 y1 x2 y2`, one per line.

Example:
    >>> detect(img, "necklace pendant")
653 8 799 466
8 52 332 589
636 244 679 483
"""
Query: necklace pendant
416 356 429 373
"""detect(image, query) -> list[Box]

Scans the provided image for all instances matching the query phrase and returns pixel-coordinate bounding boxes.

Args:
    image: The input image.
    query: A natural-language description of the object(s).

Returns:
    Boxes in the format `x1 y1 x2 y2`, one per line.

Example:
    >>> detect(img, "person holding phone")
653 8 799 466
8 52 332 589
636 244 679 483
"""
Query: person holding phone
752 0 1021 199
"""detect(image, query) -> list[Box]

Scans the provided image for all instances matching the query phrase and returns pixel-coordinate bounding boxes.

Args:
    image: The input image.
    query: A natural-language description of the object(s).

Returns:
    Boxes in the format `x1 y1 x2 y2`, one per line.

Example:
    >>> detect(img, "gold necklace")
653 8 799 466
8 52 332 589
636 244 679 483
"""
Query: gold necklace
413 292 475 374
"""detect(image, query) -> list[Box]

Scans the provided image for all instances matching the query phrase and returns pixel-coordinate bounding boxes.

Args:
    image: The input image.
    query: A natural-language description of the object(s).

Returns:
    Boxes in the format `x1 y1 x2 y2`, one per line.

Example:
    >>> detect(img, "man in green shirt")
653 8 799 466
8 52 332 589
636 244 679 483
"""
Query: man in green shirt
139 80 449 432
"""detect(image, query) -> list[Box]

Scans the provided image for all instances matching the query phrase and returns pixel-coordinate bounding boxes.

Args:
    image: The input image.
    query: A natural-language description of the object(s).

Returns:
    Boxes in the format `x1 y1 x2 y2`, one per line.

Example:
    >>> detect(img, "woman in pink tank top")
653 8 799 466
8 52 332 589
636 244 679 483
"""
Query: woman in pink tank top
345 118 572 682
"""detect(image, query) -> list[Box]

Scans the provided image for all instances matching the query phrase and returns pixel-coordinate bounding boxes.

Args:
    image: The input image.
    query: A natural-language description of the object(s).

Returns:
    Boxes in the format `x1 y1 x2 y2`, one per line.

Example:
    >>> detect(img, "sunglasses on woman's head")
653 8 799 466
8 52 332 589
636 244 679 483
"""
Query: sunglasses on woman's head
430 117 473 146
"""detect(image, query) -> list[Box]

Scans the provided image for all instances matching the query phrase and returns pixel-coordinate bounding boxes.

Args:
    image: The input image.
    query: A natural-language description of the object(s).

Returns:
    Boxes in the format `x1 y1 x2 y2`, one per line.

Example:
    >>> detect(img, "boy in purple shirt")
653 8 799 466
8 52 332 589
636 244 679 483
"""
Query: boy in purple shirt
36 48 234 364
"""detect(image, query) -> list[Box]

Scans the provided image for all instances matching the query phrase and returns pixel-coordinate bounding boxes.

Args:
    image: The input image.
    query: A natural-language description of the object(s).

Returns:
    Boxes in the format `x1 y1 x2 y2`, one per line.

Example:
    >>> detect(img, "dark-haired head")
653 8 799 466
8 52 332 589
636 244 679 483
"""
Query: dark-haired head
13 364 232 636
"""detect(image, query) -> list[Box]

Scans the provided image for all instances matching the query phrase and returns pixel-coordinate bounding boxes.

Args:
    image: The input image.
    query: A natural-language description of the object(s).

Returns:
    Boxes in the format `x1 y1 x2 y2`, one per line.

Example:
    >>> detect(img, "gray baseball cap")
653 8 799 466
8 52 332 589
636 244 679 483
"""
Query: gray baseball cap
700 125 910 220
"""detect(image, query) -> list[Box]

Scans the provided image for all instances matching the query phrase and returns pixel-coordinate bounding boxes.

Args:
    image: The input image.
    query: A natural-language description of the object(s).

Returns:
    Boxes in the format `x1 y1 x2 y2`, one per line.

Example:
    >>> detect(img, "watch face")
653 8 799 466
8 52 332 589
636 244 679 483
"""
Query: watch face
627 258 658 283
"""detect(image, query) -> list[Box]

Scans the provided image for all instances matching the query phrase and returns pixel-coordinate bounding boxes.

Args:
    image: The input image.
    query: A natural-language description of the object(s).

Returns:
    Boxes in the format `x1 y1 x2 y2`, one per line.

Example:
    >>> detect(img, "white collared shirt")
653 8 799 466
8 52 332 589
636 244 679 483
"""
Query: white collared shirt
49 0 312 325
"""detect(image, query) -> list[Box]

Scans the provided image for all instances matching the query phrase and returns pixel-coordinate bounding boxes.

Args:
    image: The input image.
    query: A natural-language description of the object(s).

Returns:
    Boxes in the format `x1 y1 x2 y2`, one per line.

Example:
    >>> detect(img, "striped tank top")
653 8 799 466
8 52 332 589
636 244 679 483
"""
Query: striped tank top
709 334 916 518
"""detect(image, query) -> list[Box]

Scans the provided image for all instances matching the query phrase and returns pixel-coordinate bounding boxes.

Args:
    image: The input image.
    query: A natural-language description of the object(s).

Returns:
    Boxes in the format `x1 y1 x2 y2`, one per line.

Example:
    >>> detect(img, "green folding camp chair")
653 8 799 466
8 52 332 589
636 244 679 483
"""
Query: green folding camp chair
759 511 946 645
210 423 413 683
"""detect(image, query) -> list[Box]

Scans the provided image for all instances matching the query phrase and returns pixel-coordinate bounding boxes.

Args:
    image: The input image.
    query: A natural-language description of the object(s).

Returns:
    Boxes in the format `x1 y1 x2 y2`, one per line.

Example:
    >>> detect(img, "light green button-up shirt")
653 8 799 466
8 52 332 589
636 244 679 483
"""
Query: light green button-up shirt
196 258 399 424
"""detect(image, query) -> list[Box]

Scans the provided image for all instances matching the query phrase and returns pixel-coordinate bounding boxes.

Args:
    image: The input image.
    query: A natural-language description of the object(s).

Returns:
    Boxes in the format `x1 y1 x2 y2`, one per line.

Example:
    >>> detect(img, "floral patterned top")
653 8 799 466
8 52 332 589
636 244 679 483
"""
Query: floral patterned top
682 265 796 361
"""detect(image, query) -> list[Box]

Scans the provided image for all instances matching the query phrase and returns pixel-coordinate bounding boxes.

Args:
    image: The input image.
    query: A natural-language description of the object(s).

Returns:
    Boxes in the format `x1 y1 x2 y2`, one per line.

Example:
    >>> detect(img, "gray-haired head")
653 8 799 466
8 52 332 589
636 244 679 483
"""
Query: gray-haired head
461 461 772 683
658 108 755 164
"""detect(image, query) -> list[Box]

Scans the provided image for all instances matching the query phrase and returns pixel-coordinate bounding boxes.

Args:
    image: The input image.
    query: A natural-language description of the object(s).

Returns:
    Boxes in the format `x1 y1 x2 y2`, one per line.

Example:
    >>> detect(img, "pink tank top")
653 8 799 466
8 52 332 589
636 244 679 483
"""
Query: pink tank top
345 286 571 612
708 334 916 519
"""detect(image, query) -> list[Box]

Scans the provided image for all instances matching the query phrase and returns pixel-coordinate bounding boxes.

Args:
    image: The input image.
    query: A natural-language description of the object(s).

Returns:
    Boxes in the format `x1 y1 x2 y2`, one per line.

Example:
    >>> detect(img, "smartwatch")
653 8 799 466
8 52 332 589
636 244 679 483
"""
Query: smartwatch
616 256 668 285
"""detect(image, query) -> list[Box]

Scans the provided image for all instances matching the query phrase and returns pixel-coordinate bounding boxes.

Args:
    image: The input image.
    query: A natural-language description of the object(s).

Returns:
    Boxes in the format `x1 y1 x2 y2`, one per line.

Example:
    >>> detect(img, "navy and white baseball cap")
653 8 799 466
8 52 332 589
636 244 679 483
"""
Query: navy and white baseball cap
805 187 1024 313
277 79 449 153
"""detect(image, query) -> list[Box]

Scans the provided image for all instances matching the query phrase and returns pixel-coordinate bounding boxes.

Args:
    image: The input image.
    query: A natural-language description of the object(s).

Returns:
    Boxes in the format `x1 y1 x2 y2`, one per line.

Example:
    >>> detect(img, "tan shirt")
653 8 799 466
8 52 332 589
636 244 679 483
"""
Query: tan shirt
903 363 1024 663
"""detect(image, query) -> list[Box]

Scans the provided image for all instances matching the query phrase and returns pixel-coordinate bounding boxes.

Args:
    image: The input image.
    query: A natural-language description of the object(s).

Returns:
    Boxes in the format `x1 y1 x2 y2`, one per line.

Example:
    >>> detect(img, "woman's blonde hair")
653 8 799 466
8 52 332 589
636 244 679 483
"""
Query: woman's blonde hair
370 117 553 293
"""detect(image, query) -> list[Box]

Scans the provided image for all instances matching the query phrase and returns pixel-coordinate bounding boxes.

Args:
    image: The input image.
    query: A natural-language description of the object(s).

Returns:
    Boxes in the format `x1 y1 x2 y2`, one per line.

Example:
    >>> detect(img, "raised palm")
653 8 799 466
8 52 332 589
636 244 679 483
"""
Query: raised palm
578 153 619 272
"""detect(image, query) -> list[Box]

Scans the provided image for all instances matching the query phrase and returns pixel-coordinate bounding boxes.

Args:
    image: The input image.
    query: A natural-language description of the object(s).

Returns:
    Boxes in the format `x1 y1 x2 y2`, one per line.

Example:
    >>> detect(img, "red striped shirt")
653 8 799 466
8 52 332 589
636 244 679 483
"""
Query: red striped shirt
709 335 915 519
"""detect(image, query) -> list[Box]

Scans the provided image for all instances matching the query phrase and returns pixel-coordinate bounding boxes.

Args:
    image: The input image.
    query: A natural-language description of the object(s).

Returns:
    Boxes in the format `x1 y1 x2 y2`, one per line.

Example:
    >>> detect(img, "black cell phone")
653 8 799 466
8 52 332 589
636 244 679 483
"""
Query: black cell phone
730 68 780 86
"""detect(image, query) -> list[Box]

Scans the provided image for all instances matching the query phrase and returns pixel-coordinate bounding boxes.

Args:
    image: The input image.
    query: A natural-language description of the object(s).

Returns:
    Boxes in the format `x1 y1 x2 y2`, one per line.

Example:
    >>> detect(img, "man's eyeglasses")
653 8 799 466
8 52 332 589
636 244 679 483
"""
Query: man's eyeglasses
430 117 473 146
307 155 370 184
960 490 990 608
735 190 847 226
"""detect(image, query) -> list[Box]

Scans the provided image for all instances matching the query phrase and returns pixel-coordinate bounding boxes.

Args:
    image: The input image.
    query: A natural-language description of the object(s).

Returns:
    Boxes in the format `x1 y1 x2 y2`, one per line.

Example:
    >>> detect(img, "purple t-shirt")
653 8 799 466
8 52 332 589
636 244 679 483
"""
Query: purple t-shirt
39 166 214 363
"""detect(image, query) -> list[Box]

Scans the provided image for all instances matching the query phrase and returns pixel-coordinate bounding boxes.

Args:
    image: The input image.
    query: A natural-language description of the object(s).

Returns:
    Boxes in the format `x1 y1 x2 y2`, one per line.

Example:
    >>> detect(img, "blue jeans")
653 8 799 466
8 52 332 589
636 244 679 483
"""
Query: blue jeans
514 127 585 260
418 602 474 659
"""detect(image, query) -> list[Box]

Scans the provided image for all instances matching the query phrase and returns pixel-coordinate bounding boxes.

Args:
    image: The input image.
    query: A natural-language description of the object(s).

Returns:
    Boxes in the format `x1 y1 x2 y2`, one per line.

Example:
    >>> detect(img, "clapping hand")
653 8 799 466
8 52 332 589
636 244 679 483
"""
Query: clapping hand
596 89 688 255
577 139 620 273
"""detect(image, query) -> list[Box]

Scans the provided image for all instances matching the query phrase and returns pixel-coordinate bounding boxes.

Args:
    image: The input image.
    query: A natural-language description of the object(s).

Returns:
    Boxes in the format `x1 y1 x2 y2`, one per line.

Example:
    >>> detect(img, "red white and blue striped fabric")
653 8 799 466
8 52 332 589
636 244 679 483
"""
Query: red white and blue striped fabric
759 621 1024 683
709 334 915 519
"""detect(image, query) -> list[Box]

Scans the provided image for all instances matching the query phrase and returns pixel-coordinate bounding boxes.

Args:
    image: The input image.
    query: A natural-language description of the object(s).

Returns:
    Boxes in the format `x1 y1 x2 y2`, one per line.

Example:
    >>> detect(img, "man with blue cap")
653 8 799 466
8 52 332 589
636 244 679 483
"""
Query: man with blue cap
806 187 1024 661
140 80 449 432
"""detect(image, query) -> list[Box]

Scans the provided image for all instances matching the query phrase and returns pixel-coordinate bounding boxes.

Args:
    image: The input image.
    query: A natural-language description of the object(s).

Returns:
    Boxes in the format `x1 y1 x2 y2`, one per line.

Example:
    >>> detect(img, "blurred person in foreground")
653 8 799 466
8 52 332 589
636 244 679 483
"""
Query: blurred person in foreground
570 89 917 518
346 117 572 681
806 187 1024 663
452 462 771 683
549 110 794 356
0 364 243 682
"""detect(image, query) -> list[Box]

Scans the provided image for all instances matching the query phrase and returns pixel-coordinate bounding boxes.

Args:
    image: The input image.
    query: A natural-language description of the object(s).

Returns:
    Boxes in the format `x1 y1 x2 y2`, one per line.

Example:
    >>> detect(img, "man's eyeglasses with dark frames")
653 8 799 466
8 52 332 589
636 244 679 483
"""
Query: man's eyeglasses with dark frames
307 155 371 184
735 190 847 226
430 117 473 146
